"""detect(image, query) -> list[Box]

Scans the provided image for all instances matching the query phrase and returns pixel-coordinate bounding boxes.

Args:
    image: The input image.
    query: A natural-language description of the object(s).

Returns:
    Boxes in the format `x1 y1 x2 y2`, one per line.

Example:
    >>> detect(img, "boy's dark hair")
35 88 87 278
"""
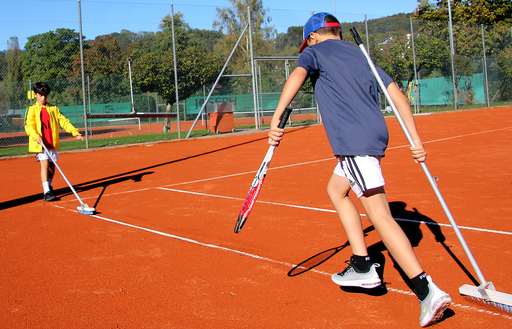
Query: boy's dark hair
315 15 342 40
33 82 51 95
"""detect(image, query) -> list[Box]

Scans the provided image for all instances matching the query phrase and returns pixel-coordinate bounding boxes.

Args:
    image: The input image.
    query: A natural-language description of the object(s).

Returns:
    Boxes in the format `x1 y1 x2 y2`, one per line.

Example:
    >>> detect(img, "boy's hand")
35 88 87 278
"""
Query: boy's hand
36 136 43 145
75 133 84 141
268 119 284 146
410 139 427 163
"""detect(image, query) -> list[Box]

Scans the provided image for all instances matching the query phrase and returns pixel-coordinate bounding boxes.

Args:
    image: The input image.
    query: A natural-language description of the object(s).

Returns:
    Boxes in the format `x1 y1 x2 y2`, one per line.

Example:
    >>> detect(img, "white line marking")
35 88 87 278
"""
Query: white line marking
84 211 511 321
158 187 512 236
163 157 334 187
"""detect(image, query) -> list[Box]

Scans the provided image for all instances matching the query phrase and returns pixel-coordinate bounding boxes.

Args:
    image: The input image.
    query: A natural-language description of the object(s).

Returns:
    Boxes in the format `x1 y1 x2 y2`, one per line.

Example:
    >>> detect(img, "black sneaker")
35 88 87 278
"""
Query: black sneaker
43 191 56 201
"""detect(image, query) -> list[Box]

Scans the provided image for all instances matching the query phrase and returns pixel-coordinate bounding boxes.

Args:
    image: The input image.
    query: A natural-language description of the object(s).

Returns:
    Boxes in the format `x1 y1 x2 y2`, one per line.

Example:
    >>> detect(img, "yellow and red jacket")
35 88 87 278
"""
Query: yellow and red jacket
25 102 79 153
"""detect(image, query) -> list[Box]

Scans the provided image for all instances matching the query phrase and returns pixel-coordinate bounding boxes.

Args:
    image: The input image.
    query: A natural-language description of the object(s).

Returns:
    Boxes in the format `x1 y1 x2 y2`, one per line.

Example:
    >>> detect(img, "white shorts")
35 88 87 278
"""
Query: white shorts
36 150 58 162
333 155 385 198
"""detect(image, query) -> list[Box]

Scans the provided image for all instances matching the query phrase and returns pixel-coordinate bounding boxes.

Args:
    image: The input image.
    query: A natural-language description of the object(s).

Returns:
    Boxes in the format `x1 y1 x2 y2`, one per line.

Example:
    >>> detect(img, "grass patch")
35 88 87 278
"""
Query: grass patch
0 129 212 158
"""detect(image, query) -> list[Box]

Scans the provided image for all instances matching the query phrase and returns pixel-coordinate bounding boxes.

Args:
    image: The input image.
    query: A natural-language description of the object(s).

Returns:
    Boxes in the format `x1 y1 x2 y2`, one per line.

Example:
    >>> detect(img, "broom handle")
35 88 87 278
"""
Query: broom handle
350 27 488 286
41 142 86 207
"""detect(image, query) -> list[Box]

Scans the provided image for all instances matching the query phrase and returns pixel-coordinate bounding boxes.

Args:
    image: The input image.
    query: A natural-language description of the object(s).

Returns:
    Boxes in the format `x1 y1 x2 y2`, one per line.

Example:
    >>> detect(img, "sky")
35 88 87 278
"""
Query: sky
1 0 420 51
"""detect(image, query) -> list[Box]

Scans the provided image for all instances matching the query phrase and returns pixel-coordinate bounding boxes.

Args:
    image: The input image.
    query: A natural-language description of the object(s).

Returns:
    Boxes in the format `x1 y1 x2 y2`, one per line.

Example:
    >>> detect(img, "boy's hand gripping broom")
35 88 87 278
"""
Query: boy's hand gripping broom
350 27 512 312
41 142 95 215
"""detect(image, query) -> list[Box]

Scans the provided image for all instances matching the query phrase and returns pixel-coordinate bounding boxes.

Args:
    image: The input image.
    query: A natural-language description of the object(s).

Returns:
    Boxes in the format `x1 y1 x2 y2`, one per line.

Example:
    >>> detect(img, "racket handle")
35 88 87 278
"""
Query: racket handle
349 27 363 46
278 106 293 128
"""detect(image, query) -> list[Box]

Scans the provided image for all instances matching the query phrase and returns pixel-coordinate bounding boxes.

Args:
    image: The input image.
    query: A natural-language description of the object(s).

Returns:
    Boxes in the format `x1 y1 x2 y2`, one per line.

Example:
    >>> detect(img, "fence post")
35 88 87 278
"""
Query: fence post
481 24 490 108
171 3 181 139
410 18 420 113
248 6 259 130
447 0 458 110
78 0 89 148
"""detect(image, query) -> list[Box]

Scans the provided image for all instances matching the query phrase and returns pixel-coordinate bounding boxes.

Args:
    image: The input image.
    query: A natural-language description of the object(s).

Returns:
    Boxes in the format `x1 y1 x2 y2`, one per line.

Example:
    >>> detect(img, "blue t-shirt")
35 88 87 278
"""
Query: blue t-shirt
297 39 394 156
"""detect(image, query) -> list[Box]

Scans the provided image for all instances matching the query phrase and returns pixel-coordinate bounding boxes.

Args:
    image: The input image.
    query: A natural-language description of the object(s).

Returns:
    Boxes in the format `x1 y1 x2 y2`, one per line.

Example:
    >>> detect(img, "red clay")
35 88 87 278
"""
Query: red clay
1 106 512 328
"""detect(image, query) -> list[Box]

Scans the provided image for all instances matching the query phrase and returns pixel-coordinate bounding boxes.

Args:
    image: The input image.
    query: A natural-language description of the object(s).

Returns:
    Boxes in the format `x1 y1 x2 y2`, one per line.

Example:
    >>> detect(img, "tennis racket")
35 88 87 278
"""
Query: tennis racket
234 106 293 233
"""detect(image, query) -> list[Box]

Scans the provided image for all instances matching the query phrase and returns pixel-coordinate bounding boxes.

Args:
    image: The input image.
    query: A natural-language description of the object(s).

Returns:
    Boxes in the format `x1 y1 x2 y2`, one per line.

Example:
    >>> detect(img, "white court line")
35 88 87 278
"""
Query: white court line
165 126 512 188
66 126 512 202
54 125 512 321
158 187 512 237
163 157 334 187
83 211 511 321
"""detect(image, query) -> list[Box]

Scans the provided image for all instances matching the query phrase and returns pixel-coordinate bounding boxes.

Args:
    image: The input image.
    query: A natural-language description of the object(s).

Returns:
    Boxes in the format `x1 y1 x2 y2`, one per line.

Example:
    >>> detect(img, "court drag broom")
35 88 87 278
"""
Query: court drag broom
41 143 95 215
350 27 512 312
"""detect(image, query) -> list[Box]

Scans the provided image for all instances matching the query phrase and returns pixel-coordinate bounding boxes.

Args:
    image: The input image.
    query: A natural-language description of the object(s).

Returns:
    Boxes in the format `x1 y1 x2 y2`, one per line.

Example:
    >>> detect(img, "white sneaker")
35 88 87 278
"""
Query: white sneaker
331 263 381 288
419 276 452 327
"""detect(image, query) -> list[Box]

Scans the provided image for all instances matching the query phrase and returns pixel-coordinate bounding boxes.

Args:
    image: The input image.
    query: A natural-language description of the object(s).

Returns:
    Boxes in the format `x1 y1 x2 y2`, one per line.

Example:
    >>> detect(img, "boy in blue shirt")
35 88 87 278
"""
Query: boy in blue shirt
268 13 451 327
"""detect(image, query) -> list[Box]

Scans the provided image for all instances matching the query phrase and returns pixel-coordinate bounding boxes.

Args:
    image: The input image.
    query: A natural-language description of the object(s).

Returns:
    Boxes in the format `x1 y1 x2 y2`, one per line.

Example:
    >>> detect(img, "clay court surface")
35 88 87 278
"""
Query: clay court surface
1 106 512 328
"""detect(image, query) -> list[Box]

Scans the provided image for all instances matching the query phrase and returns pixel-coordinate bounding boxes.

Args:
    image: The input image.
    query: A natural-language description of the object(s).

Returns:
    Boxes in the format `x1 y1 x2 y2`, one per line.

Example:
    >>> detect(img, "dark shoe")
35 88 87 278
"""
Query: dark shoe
43 191 56 201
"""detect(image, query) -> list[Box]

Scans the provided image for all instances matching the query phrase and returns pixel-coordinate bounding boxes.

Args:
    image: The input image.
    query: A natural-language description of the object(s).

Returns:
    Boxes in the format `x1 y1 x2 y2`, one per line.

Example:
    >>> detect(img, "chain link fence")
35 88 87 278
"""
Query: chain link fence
1 1 511 157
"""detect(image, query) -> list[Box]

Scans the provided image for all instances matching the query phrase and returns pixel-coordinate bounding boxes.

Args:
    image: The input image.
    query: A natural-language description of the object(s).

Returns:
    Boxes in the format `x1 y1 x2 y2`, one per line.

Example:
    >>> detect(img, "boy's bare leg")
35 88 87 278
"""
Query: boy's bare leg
48 162 55 181
359 187 423 279
327 173 368 256
40 159 49 183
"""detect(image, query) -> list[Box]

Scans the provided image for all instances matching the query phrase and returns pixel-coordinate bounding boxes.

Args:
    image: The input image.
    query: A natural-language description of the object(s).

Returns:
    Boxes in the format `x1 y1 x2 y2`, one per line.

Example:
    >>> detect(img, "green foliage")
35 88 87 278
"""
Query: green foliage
67 35 131 102
415 0 512 25
0 50 7 82
5 37 24 105
273 26 303 55
211 0 276 95
344 13 413 45
213 0 275 40
129 13 224 106
22 28 80 82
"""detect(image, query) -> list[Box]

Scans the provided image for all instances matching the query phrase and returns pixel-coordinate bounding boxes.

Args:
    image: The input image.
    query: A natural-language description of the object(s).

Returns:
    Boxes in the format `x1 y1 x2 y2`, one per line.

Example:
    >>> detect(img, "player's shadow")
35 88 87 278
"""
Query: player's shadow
0 172 153 212
287 201 479 299
55 171 154 212
286 224 387 296
2 129 309 211
389 201 479 286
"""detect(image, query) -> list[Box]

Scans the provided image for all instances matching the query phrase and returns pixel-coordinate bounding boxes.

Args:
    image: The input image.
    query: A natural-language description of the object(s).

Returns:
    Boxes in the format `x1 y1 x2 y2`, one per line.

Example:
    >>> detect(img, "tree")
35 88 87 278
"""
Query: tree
129 13 224 132
496 45 512 100
273 26 303 56
212 0 276 94
67 35 131 103
21 28 81 102
5 37 24 107
415 0 512 25
0 50 7 82
378 36 413 90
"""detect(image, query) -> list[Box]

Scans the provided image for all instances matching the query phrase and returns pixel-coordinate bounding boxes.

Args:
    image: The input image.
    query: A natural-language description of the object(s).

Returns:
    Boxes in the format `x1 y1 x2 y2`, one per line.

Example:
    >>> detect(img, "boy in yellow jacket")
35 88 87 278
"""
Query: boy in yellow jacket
25 82 84 201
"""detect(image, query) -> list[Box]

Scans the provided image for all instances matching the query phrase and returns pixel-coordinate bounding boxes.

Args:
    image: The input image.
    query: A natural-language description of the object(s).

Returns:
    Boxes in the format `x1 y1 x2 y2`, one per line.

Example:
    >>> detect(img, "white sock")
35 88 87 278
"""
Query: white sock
42 181 50 193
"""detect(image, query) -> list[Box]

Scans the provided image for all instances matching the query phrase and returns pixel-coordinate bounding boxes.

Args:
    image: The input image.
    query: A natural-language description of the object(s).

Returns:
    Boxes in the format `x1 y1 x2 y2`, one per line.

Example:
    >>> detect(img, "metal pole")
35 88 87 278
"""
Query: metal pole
410 18 420 113
171 4 181 139
257 64 263 126
87 76 92 138
78 0 89 148
351 28 488 286
285 59 292 124
127 57 134 113
447 0 458 110
365 14 370 56
481 24 490 108
248 6 259 130
185 24 250 139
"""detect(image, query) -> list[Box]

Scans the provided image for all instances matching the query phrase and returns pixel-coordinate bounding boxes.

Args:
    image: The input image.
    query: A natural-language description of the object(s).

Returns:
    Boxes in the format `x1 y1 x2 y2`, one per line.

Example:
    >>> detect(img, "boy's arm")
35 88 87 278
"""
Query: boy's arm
55 106 83 139
269 66 308 146
24 107 40 140
387 82 427 163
